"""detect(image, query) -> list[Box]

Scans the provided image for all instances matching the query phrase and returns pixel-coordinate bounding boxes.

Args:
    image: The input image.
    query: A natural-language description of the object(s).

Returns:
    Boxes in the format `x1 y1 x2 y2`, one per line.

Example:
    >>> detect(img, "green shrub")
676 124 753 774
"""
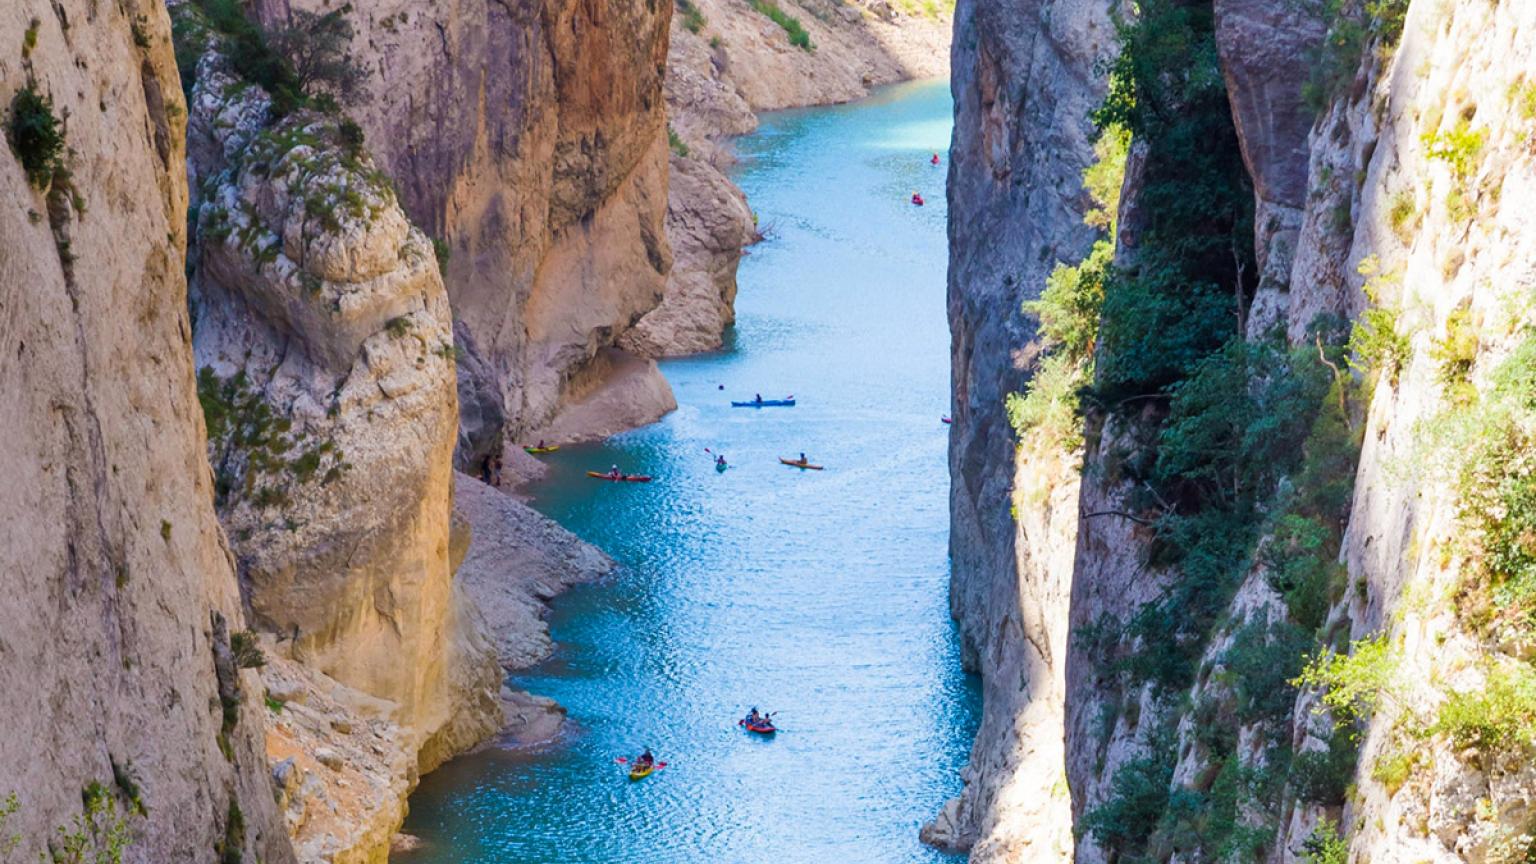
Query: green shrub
1081 736 1175 856
1386 190 1418 244
50 782 133 864
1290 731 1359 805
1430 305 1478 402
1434 663 1536 755
748 0 812 50
1294 634 1399 725
1515 81 1536 122
432 237 452 270
1300 818 1349 864
1303 0 1411 113
1089 0 1254 399
1347 257 1411 386
1222 615 1310 724
668 126 690 158
1264 514 1345 633
1371 748 1414 796
229 630 266 669
1 792 18 855
676 0 707 33
7 84 66 189
1424 118 1486 182
22 17 40 58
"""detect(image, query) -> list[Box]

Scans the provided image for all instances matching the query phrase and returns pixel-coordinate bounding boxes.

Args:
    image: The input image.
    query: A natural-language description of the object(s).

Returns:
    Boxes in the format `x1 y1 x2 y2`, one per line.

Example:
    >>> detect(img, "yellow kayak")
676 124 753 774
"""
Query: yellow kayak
524 445 560 455
628 763 656 781
779 458 824 471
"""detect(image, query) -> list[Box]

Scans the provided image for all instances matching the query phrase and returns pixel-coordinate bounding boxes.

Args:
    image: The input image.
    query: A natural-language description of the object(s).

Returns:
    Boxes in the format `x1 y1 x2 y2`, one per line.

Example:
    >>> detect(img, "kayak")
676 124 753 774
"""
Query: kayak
586 471 653 483
732 398 796 408
524 445 560 455
628 763 656 781
740 719 777 735
715 462 729 472
779 458 824 471
941 416 952 425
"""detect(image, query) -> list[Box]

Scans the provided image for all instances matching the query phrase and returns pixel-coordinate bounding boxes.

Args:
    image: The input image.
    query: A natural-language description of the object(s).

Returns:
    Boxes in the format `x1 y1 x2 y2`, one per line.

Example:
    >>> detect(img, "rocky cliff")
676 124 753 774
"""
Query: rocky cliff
171 11 513 860
948 0 1536 860
249 0 681 459
930 0 1110 857
0 1 291 860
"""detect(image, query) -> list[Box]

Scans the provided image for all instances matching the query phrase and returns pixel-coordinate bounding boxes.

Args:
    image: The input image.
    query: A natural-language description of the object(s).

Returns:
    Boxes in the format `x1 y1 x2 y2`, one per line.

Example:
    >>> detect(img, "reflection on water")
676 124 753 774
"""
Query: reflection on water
399 79 976 863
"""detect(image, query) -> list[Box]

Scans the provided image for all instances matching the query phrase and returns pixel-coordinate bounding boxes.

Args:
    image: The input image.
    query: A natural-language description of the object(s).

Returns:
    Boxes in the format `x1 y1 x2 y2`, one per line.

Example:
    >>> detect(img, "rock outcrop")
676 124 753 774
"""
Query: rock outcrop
621 154 757 357
252 0 680 460
177 22 502 858
0 1 291 860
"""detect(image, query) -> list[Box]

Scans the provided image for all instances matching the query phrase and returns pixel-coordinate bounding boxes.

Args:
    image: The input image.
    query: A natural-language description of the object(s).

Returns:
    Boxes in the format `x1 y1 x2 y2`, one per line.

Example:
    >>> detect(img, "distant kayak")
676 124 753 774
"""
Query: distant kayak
911 193 925 206
586 471 653 483
628 763 656 781
779 458 824 471
715 461 729 473
740 719 777 735
941 416 952 425
524 445 560 455
732 398 796 408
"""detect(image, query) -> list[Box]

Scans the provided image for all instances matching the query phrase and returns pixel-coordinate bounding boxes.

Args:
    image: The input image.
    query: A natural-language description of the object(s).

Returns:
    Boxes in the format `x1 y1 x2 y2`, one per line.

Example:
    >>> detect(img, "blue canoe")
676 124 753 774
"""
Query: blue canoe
731 398 796 408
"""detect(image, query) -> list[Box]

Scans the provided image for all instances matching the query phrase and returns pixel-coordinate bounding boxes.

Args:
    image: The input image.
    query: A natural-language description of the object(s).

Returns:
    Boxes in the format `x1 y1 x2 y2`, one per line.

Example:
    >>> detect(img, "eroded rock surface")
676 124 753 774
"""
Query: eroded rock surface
0 2 290 859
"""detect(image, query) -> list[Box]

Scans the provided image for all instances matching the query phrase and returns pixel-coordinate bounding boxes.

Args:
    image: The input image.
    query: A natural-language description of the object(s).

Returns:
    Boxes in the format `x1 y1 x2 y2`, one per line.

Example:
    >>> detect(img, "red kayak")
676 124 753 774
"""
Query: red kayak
911 193 925 206
586 471 653 483
740 719 777 735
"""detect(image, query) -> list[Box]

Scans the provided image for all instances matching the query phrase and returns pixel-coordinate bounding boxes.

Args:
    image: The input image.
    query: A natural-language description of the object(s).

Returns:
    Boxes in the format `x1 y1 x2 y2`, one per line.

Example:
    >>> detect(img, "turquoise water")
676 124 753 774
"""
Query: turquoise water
399 79 975 863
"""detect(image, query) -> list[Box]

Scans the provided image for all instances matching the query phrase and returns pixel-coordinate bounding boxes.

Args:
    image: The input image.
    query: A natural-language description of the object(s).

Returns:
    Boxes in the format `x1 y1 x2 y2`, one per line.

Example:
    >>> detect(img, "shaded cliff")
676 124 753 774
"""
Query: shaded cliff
931 0 1110 857
948 0 1536 860
0 1 291 860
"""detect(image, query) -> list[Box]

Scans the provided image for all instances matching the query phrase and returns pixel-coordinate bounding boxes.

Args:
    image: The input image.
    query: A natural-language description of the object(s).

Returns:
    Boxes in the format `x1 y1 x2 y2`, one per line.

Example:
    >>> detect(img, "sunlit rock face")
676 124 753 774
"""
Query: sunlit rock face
253 0 680 460
0 2 291 860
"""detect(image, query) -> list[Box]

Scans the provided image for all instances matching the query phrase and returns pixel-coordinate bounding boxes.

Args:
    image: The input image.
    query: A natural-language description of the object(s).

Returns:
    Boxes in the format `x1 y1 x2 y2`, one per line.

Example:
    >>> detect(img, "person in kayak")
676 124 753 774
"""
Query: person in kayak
911 191 925 206
798 452 808 464
930 153 940 165
716 454 728 468
754 393 763 404
636 748 655 769
608 464 622 480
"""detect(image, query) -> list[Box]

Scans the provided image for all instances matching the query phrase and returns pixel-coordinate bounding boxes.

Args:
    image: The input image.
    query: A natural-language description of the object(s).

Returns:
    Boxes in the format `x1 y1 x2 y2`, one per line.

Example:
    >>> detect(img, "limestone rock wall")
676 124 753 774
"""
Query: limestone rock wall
937 0 1110 858
950 0 1536 860
179 31 502 859
254 0 679 458
0 2 291 859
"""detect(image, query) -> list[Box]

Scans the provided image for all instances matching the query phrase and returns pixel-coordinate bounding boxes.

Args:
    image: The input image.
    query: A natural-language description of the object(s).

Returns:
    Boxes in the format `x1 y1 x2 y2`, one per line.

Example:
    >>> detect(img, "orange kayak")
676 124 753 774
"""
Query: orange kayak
779 458 823 471
587 471 653 483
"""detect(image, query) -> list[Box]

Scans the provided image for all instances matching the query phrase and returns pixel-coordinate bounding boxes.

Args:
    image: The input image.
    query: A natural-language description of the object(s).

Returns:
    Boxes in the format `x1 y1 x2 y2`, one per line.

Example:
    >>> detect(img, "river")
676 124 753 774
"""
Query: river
398 78 976 863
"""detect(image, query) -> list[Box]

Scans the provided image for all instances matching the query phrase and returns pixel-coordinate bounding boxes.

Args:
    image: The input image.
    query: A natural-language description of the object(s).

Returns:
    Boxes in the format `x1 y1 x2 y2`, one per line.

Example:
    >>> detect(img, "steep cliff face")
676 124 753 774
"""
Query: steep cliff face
953 0 1536 860
252 0 678 458
0 2 290 860
934 0 1110 857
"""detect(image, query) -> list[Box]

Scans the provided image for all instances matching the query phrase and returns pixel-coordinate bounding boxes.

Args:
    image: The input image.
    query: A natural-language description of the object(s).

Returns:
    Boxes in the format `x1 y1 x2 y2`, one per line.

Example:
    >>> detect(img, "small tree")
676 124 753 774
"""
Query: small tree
266 5 365 105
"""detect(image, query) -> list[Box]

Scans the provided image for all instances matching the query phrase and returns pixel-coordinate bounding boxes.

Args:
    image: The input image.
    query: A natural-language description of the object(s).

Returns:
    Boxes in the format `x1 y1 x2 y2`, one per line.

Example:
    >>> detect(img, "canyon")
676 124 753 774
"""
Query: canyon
19 0 1528 859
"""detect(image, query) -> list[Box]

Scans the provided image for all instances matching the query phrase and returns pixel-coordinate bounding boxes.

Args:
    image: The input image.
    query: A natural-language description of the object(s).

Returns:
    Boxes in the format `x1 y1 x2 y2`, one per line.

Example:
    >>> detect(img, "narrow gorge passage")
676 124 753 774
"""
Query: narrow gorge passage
399 79 976 862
